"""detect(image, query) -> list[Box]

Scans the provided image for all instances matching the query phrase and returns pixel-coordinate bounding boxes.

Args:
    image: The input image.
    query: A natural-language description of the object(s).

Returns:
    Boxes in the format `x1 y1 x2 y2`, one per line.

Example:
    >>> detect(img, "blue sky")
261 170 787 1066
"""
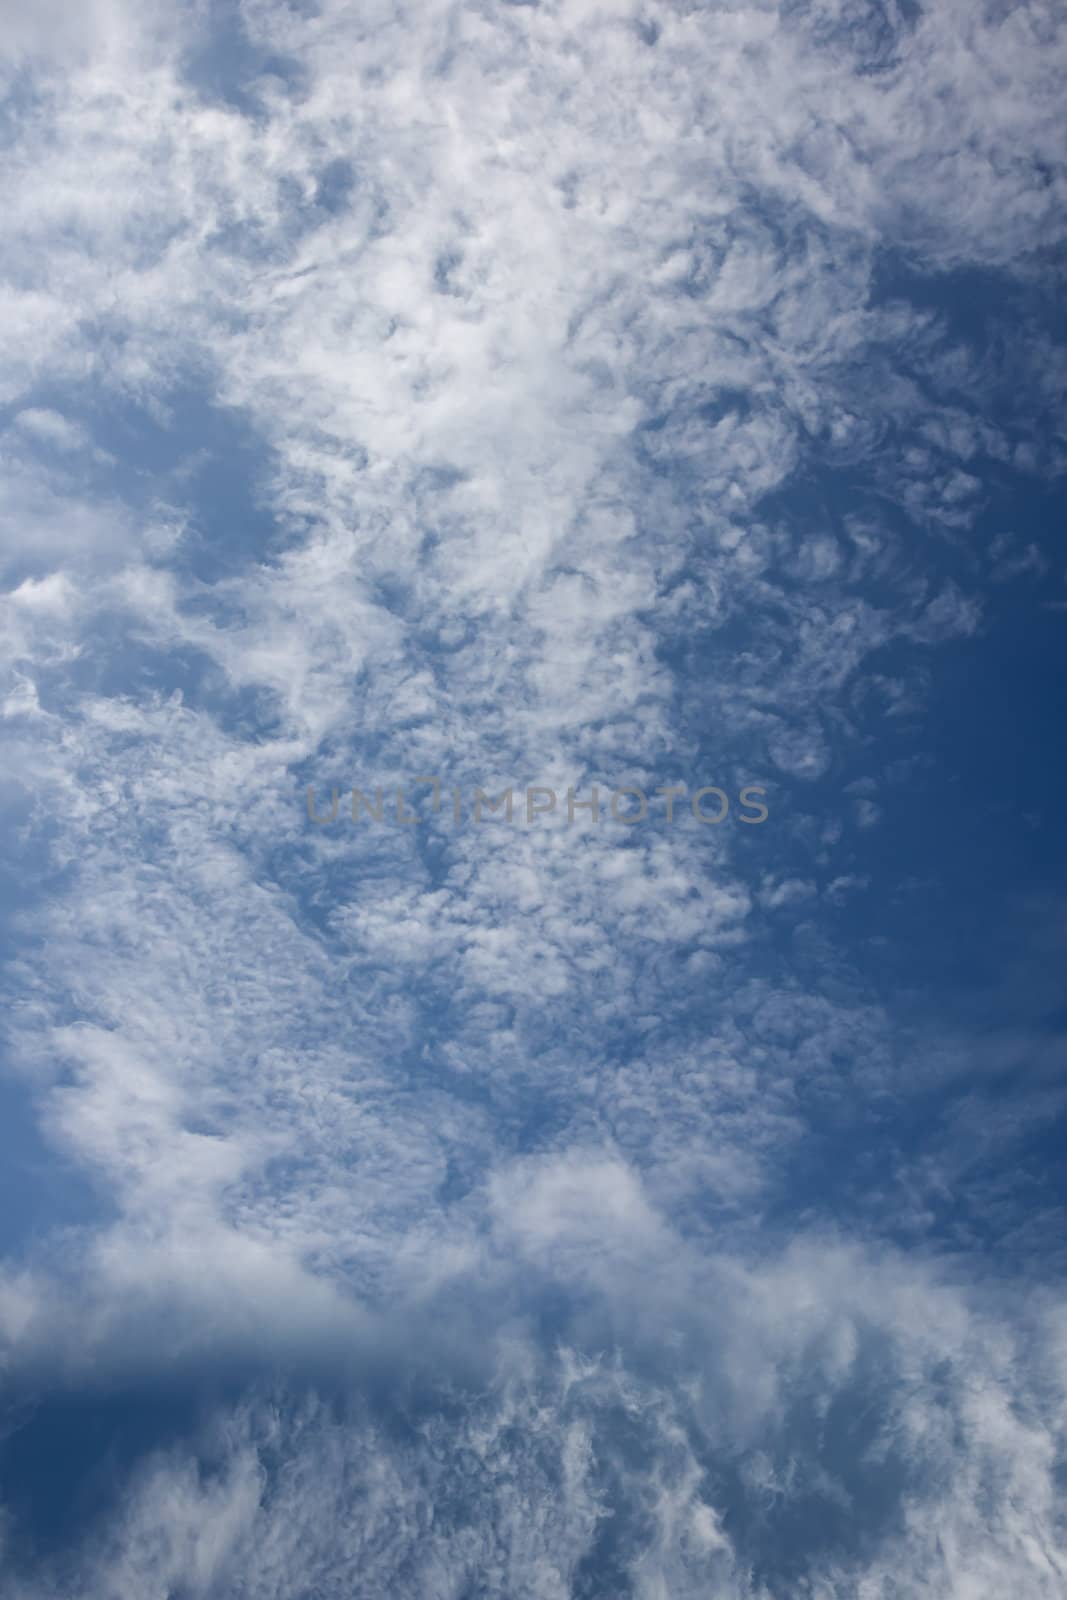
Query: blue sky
1 1 1066 1595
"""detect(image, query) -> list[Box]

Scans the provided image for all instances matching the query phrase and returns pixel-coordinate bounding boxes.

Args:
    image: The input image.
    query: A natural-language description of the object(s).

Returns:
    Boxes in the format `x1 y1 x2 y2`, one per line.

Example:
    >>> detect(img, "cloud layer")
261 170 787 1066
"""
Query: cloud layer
1 0 1066 1594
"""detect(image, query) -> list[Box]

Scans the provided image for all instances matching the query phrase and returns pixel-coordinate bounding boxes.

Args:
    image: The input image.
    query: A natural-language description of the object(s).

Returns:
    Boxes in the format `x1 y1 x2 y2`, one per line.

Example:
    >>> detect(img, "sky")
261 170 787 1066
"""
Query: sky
0 0 1066 1595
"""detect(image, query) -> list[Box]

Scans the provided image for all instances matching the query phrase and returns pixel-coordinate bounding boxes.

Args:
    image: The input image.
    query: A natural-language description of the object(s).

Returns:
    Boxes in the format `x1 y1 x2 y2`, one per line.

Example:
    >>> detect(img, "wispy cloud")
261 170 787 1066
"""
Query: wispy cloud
1 0 1066 1593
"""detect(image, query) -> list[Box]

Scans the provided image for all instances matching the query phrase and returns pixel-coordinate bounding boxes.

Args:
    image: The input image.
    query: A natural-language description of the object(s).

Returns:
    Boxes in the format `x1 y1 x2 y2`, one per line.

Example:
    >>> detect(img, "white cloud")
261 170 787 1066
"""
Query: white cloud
0 0 1065 1592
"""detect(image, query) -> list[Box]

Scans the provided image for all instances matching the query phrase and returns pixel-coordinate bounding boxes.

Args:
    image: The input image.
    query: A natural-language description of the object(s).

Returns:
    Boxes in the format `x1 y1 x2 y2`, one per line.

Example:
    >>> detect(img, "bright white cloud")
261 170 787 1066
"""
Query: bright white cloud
1 0 1066 1594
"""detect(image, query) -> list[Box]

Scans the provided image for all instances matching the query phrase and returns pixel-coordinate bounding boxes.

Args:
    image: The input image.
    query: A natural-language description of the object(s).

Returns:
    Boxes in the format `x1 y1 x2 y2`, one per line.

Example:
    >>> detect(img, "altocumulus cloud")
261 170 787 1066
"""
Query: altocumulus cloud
0 0 1066 1595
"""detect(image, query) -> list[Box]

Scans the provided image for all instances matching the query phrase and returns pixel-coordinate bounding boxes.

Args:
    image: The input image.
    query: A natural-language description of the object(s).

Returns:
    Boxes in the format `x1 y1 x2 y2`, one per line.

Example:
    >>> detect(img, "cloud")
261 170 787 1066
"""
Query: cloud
4 1233 1067 1598
0 0 1066 1593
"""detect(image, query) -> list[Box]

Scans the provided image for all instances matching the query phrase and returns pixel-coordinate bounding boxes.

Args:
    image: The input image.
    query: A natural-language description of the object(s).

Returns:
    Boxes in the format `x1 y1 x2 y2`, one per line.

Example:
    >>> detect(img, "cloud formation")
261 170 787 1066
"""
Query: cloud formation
1 0 1066 1594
